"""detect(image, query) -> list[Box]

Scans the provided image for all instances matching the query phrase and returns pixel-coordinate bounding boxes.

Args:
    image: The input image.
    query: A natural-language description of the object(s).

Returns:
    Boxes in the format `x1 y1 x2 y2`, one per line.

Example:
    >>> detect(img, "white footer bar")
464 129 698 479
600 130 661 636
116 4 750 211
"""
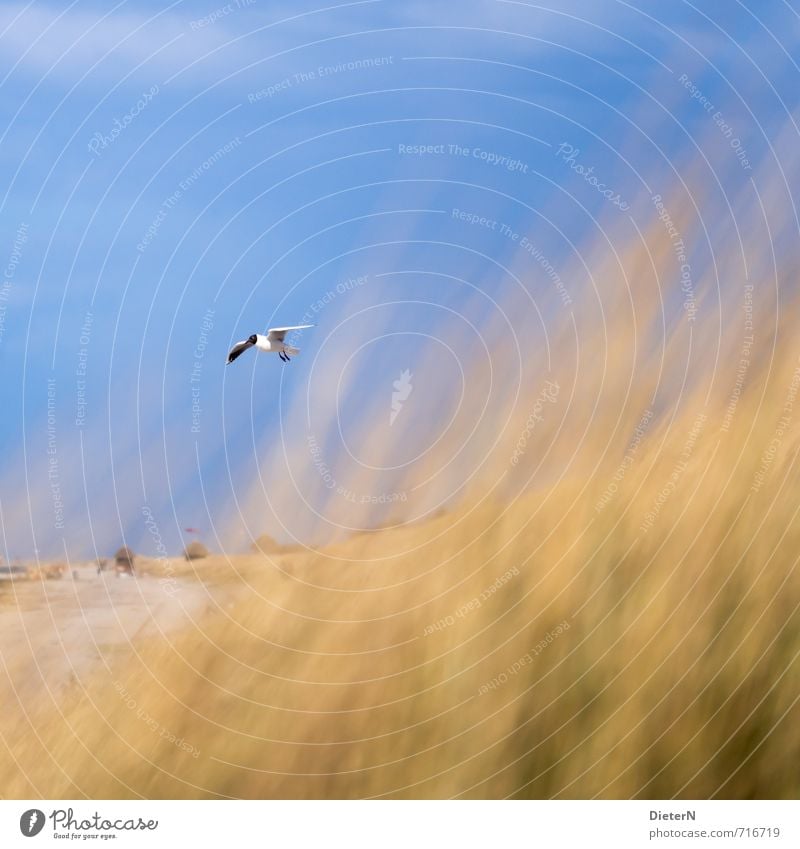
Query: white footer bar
1 800 797 848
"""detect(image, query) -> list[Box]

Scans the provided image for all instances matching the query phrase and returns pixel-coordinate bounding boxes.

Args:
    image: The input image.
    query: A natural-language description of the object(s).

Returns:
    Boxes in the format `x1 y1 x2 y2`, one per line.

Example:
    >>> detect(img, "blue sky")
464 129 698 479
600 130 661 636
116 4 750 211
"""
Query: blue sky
0 0 797 559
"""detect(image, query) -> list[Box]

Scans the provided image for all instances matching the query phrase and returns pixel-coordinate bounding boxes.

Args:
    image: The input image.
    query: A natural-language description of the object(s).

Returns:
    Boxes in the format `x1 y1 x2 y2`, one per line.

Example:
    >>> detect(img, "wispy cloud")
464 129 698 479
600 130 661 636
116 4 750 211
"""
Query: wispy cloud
0 0 652 90
0 1 390 87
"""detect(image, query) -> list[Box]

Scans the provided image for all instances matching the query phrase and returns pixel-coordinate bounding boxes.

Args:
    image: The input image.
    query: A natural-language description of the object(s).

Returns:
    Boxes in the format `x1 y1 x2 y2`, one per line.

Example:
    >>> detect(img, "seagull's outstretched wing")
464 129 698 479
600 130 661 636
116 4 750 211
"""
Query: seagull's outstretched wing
266 324 314 343
226 338 255 364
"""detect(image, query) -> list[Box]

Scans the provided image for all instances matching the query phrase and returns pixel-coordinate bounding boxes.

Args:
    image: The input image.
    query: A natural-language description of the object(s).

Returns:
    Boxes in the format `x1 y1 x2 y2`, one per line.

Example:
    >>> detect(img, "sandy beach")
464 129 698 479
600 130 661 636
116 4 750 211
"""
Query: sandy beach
0 562 228 718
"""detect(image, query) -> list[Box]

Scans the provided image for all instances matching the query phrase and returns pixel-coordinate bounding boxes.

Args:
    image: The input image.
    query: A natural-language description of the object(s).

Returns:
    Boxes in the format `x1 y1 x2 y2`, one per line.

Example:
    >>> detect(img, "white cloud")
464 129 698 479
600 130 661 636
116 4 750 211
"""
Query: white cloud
0 2 235 85
0 0 630 90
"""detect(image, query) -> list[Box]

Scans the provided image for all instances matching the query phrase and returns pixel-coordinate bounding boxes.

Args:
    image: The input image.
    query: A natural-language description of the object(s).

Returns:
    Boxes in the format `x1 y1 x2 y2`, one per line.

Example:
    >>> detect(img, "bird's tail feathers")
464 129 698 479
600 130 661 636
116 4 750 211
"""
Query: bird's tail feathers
284 346 300 356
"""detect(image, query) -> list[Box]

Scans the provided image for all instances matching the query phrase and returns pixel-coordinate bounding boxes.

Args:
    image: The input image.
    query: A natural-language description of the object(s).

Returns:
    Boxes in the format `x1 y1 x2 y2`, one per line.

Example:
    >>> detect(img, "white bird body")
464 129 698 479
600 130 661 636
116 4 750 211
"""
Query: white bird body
227 325 312 364
253 334 298 355
254 334 275 353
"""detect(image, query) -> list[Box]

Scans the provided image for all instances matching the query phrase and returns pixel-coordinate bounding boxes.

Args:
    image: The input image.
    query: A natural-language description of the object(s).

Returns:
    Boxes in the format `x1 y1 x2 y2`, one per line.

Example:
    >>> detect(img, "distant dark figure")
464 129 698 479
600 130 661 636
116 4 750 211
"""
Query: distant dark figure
184 541 209 561
114 546 135 576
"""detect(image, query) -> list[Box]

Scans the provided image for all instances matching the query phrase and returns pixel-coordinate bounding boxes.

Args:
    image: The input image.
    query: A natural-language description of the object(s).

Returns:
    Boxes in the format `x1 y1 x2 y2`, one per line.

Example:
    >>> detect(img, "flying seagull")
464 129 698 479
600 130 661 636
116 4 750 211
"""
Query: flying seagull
226 325 314 364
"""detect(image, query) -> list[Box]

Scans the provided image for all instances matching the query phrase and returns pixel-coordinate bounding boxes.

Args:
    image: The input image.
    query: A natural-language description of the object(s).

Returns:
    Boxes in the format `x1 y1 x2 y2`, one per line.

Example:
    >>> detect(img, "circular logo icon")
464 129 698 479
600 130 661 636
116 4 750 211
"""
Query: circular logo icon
19 809 46 837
